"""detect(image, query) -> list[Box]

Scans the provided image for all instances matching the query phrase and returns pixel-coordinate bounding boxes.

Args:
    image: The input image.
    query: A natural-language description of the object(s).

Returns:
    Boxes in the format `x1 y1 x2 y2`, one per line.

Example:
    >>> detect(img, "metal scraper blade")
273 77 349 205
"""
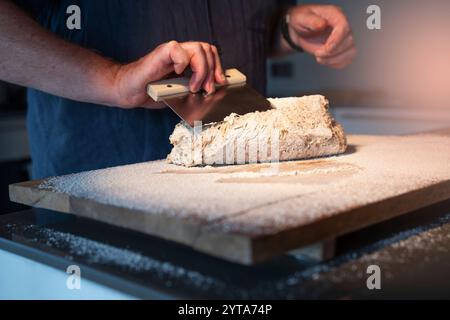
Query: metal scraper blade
147 69 272 127
162 84 272 127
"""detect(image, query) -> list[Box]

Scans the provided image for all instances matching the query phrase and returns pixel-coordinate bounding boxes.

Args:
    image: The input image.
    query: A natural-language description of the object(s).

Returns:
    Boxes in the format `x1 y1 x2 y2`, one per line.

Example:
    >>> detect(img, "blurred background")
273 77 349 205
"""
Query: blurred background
1 0 450 214
0 82 28 214
268 0 450 132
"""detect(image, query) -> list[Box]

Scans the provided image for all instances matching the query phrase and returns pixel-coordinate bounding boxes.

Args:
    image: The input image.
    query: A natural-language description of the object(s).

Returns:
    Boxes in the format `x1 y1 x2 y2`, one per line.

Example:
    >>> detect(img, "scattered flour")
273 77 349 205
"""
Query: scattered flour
39 134 450 238
5 212 450 298
28 225 222 290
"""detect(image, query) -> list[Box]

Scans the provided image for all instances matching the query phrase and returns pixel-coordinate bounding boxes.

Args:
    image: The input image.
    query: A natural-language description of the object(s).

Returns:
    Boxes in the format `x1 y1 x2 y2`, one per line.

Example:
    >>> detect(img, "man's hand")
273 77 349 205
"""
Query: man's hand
286 4 356 69
113 41 226 109
0 1 226 110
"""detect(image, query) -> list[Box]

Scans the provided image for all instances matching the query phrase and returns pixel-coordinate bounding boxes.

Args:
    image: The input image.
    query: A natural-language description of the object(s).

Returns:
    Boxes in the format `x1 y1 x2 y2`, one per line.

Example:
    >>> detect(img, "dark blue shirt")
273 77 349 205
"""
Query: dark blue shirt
16 0 278 178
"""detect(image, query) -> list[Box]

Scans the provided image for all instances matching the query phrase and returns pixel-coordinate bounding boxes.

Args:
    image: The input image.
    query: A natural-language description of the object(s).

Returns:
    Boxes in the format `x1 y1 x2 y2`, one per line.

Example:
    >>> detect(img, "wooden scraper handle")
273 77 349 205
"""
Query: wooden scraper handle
146 68 247 102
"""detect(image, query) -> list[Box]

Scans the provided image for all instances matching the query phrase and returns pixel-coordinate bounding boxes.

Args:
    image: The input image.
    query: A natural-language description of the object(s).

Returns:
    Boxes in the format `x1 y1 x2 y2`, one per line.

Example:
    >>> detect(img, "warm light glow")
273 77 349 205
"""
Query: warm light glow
361 1 450 109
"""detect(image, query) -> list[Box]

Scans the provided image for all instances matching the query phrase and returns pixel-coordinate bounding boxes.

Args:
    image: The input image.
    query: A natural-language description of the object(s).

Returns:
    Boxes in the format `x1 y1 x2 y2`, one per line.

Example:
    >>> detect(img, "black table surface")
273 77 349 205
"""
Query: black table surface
1 201 450 299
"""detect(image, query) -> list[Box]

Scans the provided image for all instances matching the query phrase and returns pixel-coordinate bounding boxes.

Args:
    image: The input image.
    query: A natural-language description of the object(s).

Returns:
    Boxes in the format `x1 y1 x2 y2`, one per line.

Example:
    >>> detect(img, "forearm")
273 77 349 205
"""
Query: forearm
270 33 295 58
0 0 120 106
268 6 295 58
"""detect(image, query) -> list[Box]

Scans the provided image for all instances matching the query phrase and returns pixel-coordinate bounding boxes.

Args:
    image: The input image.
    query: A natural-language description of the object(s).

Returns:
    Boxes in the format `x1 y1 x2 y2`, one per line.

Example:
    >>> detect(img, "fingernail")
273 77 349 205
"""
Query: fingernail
220 74 226 81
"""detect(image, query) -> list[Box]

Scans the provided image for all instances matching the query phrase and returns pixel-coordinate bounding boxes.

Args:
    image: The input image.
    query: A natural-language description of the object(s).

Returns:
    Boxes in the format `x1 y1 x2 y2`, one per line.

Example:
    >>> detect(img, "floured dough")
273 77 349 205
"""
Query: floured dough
167 95 347 167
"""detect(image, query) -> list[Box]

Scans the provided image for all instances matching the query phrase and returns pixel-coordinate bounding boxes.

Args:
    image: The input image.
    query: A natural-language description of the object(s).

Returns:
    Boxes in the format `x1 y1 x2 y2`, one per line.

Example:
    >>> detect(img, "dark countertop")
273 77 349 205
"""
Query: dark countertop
1 201 450 299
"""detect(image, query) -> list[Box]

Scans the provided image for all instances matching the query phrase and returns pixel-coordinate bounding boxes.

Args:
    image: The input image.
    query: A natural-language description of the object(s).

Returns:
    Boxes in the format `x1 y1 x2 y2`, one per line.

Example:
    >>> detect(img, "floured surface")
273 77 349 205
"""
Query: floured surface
9 133 450 264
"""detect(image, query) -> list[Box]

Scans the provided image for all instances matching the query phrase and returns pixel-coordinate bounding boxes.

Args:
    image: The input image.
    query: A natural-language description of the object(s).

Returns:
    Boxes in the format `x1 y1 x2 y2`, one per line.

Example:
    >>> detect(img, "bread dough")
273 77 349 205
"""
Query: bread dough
167 95 347 167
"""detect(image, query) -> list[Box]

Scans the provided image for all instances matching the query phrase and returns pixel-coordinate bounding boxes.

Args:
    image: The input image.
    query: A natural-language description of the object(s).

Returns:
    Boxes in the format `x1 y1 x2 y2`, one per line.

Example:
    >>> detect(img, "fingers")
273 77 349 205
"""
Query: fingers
211 45 226 85
180 42 209 93
116 40 224 109
140 40 188 81
147 40 225 95
199 43 216 94
180 42 226 94
289 7 328 37
200 43 227 93
194 43 226 93
313 6 352 57
316 46 356 69
288 4 356 67
166 41 190 75
316 33 354 58
316 25 351 57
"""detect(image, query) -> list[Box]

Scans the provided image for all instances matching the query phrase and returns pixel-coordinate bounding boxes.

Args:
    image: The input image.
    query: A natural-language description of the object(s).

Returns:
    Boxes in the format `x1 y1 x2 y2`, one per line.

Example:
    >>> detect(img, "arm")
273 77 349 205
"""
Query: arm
0 0 225 108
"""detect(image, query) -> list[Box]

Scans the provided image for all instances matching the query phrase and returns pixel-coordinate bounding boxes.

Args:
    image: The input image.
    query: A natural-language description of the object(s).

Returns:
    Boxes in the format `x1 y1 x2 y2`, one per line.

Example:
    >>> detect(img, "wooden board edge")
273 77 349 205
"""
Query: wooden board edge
68 196 254 265
9 180 71 214
6 183 251 265
9 168 450 265
9 180 255 265
249 179 450 262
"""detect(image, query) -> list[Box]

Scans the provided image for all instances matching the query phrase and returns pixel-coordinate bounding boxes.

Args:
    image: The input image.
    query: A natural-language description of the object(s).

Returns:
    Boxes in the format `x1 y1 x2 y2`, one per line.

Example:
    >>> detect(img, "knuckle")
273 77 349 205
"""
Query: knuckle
166 40 179 48
332 5 344 14
194 42 203 51
202 42 212 50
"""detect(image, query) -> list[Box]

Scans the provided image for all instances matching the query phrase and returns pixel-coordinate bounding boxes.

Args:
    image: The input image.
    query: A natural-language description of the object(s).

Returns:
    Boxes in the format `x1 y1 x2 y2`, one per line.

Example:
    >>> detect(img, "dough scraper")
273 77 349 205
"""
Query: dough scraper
147 68 272 127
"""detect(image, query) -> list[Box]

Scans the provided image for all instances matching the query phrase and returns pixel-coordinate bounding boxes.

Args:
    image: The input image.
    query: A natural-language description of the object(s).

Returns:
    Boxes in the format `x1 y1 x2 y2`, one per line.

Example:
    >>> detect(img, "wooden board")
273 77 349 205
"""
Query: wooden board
9 133 450 265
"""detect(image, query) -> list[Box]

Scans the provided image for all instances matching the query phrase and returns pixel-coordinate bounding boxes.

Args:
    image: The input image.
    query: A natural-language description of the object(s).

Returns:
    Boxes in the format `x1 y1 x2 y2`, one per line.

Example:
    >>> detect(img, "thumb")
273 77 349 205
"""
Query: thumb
289 10 328 37
141 41 189 81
